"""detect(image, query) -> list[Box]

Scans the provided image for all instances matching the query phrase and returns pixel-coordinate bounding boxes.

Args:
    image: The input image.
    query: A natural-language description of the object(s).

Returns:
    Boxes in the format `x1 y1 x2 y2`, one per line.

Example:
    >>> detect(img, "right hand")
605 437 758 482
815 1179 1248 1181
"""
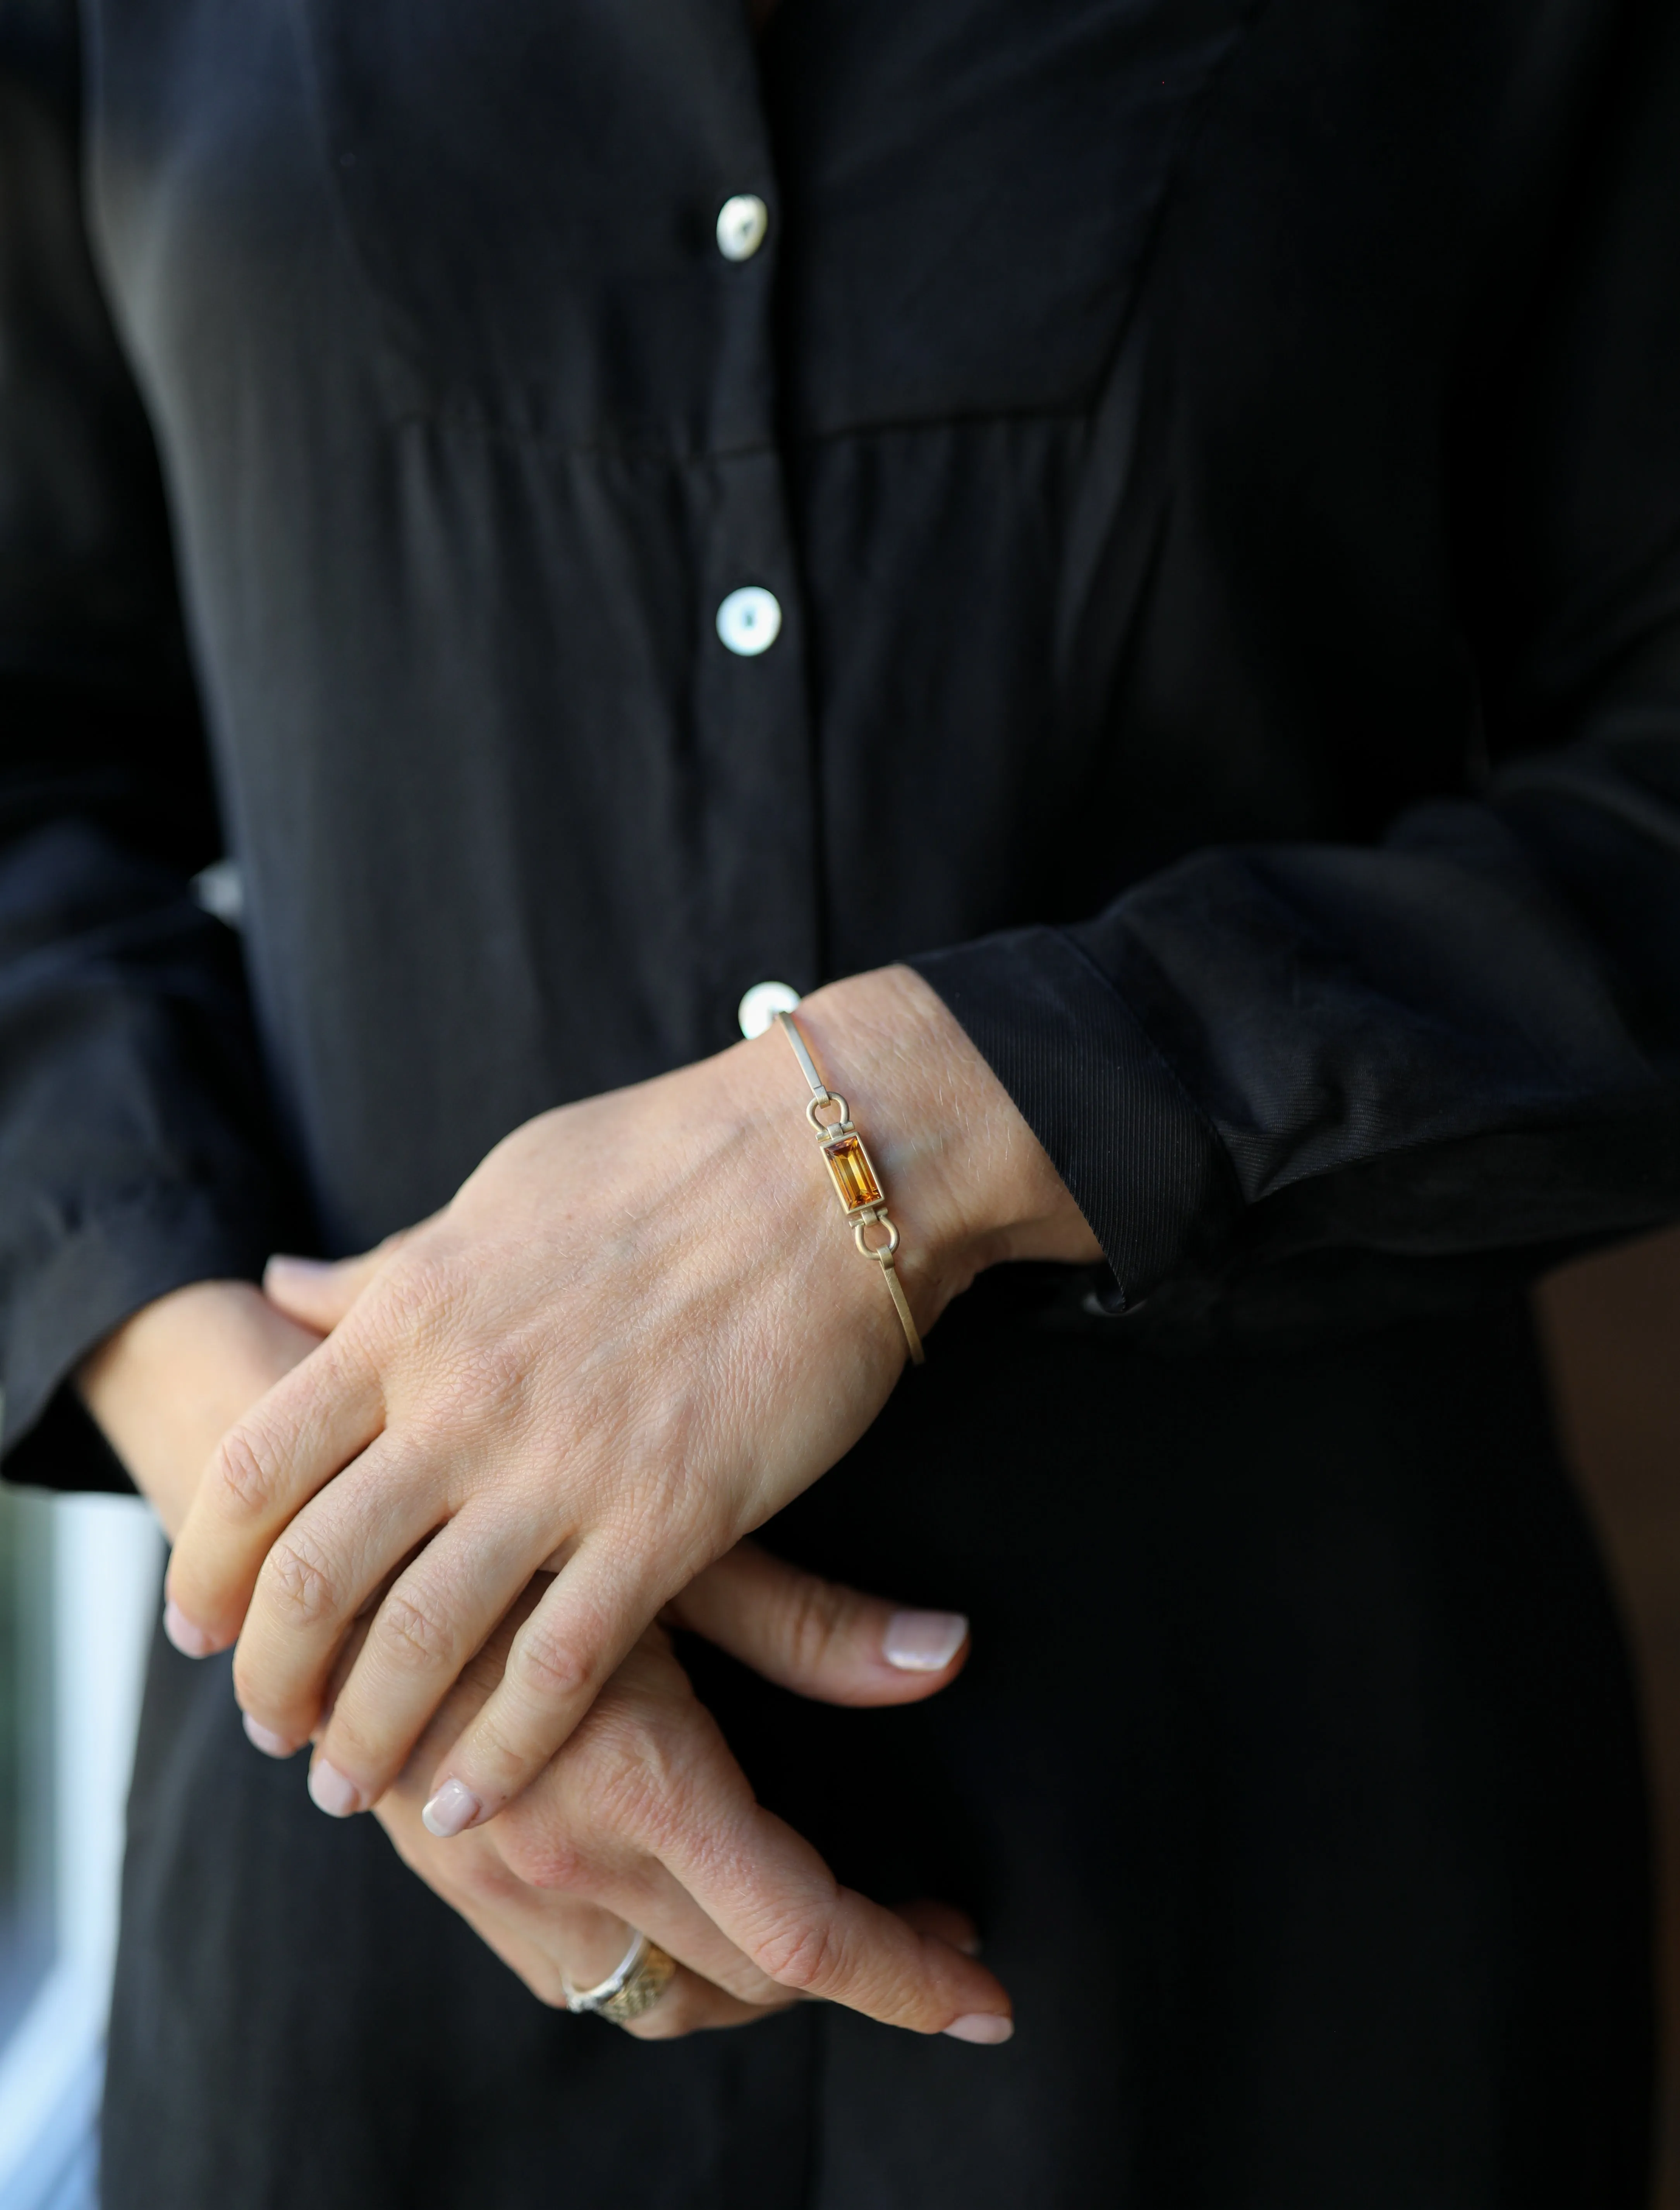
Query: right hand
79 1279 1014 2042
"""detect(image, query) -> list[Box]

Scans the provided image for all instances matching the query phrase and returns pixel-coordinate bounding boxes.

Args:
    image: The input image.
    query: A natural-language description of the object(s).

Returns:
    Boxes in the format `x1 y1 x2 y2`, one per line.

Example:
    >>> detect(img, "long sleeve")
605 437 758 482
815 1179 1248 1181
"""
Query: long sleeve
0 0 289 1489
913 0 1680 1325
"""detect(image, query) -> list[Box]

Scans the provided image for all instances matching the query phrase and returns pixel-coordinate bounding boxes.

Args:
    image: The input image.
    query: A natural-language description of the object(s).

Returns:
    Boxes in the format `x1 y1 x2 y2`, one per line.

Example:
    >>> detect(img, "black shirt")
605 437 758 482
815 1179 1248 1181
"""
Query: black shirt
0 1 1670 2201
4 0 1680 1470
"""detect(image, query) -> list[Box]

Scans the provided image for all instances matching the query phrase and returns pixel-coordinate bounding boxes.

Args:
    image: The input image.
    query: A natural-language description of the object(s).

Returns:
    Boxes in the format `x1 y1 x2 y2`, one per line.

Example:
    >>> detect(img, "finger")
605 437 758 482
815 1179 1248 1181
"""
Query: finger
163 1330 385 1655
240 1570 383 1760
486 1932 779 2037
661 1790 1012 2042
557 1651 1012 2040
417 1541 662 1835
297 1500 572 1815
485 1911 788 2038
526 1899 788 2037
378 1723 798 2026
667 1541 970 1708
893 1897 983 1956
489 1796 794 2011
615 1960 794 2040
377 1801 785 2033
263 1220 430 1334
230 1434 474 1765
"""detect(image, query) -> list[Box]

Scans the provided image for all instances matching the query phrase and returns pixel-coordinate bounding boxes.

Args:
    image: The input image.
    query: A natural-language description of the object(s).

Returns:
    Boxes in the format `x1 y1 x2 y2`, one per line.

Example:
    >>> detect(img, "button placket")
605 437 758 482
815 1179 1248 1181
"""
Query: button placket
697 133 814 1037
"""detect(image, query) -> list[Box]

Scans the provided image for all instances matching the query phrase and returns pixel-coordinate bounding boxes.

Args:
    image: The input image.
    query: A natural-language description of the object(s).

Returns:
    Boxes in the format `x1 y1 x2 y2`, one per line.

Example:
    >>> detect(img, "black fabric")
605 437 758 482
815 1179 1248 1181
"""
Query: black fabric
911 928 1237 1309
0 0 1671 2198
0 0 1677 1440
104 1309 1651 2209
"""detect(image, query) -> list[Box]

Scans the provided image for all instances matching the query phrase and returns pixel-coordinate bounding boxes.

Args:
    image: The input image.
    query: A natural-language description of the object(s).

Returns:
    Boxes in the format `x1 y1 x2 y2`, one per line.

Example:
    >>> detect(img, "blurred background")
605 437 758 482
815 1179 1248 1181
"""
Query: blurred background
0 1488 158 2210
0 1235 1673 2208
1540 1229 1680 2210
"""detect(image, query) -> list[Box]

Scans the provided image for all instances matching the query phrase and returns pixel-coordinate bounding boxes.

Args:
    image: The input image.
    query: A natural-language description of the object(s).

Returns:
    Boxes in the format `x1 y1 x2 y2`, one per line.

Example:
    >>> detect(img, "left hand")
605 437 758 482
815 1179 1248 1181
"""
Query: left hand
372 1549 1008 2041
162 964 1098 1830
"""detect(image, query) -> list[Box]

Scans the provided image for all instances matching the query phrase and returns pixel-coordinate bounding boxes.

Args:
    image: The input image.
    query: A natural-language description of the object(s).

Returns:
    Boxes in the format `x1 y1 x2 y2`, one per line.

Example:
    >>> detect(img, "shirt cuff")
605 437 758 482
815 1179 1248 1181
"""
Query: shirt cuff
0 1180 279 1493
907 925 1236 1307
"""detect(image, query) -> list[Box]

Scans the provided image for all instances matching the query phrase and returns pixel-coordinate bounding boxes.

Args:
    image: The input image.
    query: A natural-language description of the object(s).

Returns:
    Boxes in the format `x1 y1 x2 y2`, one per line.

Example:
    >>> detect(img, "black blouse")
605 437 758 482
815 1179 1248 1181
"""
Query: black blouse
3 0 1680 1478
1 8 1670 2203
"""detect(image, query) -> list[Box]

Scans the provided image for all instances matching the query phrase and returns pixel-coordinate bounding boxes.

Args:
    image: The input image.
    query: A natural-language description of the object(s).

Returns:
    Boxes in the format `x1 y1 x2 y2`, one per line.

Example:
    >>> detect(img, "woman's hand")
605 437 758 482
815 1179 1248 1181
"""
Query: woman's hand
77 1267 1013 2042
161 965 1098 1830
372 1545 1013 2043
77 1278 323 1538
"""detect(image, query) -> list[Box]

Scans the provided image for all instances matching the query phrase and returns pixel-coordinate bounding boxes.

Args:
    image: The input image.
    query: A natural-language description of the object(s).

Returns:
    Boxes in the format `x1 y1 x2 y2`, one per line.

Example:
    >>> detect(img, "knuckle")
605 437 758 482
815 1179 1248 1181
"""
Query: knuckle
260 1532 340 1627
579 1712 686 1845
755 1912 845 1995
401 1330 531 1447
377 1249 456 1333
459 1332 531 1413
784 1576 849 1677
509 1618 593 1707
372 1588 456 1674
208 1425 280 1523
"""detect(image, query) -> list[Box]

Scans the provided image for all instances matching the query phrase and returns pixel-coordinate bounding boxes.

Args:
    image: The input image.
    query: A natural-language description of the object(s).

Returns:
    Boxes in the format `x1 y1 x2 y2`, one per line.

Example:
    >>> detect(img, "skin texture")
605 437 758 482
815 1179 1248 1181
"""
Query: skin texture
156 965 1098 1835
81 1278 1014 2038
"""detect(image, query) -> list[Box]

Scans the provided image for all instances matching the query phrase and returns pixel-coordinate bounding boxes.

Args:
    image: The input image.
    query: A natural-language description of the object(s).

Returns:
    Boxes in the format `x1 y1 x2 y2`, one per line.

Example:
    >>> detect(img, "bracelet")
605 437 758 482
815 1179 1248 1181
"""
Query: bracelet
776 1010 926 1366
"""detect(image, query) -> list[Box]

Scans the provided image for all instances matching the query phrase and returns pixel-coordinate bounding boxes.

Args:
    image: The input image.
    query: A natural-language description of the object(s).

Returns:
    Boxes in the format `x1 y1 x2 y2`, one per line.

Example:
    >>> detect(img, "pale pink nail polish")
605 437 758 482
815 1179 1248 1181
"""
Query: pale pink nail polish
883 1610 968 1672
163 1599 216 1659
943 2013 1014 2045
307 1759 361 1817
242 1713 293 1758
421 1779 482 1838
264 1253 335 1292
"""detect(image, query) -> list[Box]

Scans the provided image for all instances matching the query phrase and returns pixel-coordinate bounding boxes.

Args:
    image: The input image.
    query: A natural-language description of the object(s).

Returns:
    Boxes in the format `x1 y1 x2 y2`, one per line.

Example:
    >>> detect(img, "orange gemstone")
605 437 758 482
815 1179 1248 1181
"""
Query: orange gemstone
823 1133 882 1212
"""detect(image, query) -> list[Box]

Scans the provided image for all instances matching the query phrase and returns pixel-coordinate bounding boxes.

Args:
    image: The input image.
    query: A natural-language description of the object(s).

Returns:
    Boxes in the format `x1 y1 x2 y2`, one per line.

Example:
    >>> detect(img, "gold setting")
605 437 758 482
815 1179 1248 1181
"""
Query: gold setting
777 1010 926 1365
563 1931 677 2025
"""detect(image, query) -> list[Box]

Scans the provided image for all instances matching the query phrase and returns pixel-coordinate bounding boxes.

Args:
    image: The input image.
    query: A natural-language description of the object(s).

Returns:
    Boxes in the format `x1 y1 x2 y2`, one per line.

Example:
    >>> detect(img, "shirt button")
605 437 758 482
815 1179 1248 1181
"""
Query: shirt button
716 194 770 262
737 980 802 1039
716 586 782 656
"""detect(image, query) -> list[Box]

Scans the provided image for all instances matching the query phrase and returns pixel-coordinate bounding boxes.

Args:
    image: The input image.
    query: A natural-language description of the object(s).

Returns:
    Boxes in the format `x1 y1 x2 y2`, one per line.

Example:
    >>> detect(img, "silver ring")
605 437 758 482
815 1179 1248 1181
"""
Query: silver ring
562 1930 676 2024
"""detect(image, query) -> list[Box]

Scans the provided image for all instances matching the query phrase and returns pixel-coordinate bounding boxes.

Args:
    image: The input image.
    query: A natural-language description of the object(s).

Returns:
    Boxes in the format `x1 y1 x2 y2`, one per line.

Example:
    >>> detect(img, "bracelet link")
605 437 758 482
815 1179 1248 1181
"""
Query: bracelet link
776 1011 926 1366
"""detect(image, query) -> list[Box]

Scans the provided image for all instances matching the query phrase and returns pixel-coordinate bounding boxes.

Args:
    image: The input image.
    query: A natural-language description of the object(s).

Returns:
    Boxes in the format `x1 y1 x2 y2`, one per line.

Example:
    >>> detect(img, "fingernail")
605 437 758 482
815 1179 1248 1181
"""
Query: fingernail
265 1253 334 1283
242 1713 293 1758
421 1779 482 1839
163 1599 216 1658
883 1610 969 1672
307 1759 361 1818
943 2013 1014 2045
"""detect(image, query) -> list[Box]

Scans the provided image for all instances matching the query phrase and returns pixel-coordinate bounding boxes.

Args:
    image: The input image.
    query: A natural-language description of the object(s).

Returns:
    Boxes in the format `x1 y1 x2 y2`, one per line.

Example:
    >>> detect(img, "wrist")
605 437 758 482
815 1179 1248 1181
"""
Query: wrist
752 966 1099 1327
78 1280 322 1538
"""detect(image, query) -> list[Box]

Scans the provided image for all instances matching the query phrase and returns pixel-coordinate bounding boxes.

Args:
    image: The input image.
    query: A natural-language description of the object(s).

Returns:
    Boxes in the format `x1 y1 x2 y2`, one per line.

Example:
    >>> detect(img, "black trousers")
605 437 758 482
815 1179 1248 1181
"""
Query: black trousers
101 1299 1651 2208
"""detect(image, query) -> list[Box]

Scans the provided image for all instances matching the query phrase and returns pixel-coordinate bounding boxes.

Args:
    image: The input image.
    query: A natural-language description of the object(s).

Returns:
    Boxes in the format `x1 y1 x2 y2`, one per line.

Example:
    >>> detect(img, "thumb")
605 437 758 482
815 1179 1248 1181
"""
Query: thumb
664 1541 970 1708
262 1223 419 1332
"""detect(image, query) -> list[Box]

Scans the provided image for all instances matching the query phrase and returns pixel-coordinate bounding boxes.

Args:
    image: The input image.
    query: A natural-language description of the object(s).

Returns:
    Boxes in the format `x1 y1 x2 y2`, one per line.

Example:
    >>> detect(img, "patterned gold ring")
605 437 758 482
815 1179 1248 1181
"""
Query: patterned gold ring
563 1931 677 2025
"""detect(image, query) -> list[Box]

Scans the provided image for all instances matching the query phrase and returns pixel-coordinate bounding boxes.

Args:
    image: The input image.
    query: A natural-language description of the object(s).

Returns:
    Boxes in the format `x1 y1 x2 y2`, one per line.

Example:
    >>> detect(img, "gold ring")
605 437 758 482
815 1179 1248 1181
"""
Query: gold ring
562 1930 677 2025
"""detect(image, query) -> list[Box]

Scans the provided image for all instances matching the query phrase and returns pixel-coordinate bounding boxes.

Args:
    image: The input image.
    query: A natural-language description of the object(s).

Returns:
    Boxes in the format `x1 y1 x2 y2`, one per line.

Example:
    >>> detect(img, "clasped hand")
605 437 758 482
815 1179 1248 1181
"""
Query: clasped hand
151 968 1096 2032
166 975 981 1824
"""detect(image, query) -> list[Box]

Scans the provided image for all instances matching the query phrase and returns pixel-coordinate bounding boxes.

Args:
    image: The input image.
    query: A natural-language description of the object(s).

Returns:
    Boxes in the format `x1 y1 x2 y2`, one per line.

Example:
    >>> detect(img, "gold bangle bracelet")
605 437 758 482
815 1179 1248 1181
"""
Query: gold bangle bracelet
776 1009 926 1366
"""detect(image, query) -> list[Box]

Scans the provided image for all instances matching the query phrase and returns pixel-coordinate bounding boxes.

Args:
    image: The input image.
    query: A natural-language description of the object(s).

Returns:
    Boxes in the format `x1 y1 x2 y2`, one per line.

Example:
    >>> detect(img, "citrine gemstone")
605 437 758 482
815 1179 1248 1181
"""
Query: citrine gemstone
823 1134 882 1212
